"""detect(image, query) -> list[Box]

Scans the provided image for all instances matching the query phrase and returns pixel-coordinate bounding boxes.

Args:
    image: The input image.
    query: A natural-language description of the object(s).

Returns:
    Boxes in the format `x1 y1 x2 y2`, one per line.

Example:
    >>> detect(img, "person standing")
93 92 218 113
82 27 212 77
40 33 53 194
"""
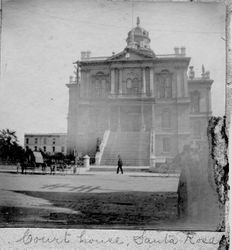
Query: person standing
117 155 123 174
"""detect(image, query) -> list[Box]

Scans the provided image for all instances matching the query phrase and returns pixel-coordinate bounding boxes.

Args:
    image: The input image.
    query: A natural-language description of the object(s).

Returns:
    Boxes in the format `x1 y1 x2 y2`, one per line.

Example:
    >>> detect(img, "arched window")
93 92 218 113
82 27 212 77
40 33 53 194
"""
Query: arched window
190 91 200 113
95 79 101 97
126 78 132 89
132 78 139 93
161 69 169 74
92 72 107 98
96 71 104 76
158 71 172 98
126 77 140 95
165 77 172 98
159 77 165 98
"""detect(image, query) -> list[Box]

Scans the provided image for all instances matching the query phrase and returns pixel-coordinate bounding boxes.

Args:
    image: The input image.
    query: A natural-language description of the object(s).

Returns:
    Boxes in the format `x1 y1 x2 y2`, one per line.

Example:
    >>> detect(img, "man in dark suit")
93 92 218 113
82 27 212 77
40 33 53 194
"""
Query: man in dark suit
117 155 123 174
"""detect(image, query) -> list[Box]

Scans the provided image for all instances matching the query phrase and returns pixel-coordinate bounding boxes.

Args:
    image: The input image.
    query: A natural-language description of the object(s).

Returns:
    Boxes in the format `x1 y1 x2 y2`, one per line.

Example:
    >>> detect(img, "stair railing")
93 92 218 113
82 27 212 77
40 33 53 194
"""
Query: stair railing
95 130 110 165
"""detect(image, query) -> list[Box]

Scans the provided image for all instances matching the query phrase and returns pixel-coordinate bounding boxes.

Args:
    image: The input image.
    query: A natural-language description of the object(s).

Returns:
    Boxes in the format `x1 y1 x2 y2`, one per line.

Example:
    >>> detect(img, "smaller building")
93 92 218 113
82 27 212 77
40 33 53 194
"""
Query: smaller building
24 133 67 155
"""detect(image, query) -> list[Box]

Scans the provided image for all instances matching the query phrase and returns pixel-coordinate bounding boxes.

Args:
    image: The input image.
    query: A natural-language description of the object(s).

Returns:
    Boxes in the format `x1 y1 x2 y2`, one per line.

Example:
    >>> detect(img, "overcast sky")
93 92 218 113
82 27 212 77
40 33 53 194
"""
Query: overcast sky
0 0 225 145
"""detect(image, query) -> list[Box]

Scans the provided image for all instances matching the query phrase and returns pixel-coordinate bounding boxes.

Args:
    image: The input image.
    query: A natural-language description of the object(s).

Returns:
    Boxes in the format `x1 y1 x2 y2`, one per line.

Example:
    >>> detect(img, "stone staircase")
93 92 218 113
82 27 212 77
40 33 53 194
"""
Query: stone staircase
100 131 150 166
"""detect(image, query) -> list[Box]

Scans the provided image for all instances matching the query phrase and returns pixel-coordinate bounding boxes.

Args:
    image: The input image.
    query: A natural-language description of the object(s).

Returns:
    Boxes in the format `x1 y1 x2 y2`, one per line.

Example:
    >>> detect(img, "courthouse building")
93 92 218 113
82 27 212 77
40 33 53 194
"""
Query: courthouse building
66 17 213 166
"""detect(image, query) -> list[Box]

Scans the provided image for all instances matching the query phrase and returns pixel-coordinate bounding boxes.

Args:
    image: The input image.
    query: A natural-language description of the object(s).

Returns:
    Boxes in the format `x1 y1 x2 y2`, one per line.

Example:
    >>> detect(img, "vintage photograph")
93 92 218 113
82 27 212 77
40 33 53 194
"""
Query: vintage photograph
0 0 226 232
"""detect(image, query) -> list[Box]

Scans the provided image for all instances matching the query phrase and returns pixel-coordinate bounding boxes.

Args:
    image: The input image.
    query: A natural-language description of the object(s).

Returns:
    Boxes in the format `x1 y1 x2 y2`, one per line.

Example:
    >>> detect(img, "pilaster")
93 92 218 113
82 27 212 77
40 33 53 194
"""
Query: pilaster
119 69 123 95
142 68 146 95
150 67 154 97
176 70 182 98
152 103 155 129
141 103 146 131
110 69 115 95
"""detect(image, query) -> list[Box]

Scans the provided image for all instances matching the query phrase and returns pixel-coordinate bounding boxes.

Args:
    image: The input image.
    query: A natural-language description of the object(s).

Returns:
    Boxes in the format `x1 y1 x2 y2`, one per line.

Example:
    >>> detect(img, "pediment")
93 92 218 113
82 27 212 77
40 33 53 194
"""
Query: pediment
107 48 155 61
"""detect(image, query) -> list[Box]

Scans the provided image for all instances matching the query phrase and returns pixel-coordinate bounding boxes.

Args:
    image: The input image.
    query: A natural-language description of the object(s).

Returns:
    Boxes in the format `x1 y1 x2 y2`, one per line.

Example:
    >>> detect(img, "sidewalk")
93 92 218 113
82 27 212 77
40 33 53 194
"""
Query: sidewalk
0 165 180 178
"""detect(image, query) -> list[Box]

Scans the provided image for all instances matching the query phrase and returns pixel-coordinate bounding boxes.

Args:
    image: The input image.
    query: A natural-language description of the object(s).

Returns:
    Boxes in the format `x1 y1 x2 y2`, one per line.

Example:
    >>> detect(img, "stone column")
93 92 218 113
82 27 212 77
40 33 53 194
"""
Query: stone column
176 70 182 98
183 70 188 97
142 68 146 95
152 103 155 129
119 69 123 95
172 71 177 98
150 67 154 96
141 104 146 131
110 69 115 95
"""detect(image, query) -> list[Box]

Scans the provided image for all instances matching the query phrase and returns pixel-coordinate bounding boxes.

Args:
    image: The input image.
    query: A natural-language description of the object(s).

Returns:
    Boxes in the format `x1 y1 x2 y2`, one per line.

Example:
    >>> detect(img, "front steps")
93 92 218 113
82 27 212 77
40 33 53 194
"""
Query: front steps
100 131 150 166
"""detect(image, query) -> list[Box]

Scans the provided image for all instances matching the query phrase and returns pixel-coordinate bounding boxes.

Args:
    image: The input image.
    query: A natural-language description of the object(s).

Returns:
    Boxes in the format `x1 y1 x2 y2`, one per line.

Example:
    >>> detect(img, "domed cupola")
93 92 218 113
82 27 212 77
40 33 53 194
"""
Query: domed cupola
126 17 152 51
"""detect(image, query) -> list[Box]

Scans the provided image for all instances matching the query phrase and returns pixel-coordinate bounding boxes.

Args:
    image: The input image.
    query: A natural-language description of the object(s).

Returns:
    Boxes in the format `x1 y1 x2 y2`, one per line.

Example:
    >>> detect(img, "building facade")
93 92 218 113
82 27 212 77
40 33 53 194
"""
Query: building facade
24 133 67 155
67 17 212 166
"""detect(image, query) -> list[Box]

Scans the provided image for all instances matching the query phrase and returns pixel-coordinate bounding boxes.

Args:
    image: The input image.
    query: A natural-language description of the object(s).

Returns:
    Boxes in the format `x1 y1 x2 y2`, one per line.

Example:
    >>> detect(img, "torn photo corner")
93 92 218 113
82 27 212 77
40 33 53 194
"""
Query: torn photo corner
0 0 230 249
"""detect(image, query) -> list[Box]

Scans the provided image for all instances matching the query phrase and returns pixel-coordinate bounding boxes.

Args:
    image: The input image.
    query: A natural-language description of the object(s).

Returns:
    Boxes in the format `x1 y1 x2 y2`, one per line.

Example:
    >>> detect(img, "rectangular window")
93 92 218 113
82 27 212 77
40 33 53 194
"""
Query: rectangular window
26 138 29 144
163 137 171 153
52 138 56 145
34 146 37 151
52 146 55 152
35 138 38 144
43 146 46 152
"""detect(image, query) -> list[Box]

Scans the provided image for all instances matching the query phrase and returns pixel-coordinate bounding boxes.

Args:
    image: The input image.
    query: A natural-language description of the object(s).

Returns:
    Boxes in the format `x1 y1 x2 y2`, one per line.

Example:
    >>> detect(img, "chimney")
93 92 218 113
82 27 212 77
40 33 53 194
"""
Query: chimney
81 51 86 60
174 47 180 55
86 50 91 58
180 47 186 56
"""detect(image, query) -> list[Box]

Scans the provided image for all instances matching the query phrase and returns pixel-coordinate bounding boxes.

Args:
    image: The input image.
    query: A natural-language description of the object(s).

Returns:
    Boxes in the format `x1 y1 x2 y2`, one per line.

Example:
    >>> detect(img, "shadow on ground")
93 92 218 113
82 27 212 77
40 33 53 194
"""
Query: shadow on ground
0 190 184 229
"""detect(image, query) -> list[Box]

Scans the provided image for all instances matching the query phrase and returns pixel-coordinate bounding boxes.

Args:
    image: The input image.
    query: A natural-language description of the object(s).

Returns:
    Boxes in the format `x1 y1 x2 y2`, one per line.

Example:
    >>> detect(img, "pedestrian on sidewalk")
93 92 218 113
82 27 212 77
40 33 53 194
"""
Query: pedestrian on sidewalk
117 155 123 174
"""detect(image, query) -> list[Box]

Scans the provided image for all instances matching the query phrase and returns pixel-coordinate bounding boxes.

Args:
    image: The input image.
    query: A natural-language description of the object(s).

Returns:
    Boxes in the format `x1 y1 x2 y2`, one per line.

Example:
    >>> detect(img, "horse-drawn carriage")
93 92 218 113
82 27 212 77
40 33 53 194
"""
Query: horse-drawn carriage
20 151 46 174
19 150 82 175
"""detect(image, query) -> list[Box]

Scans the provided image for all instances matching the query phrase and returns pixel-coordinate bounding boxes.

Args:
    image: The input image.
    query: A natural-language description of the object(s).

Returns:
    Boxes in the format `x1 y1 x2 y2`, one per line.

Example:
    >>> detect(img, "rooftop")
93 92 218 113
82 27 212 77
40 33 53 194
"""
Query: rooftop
25 133 67 137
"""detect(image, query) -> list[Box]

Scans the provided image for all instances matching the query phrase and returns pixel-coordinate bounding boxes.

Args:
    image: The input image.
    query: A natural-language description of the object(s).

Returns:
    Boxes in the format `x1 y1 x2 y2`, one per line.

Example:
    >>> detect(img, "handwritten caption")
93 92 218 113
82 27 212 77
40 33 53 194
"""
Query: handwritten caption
13 229 220 248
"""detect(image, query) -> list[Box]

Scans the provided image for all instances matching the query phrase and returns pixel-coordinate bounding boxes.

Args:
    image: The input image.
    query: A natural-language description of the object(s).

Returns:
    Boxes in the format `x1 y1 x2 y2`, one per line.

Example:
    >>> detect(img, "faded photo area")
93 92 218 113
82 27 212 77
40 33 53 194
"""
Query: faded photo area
0 1 226 231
